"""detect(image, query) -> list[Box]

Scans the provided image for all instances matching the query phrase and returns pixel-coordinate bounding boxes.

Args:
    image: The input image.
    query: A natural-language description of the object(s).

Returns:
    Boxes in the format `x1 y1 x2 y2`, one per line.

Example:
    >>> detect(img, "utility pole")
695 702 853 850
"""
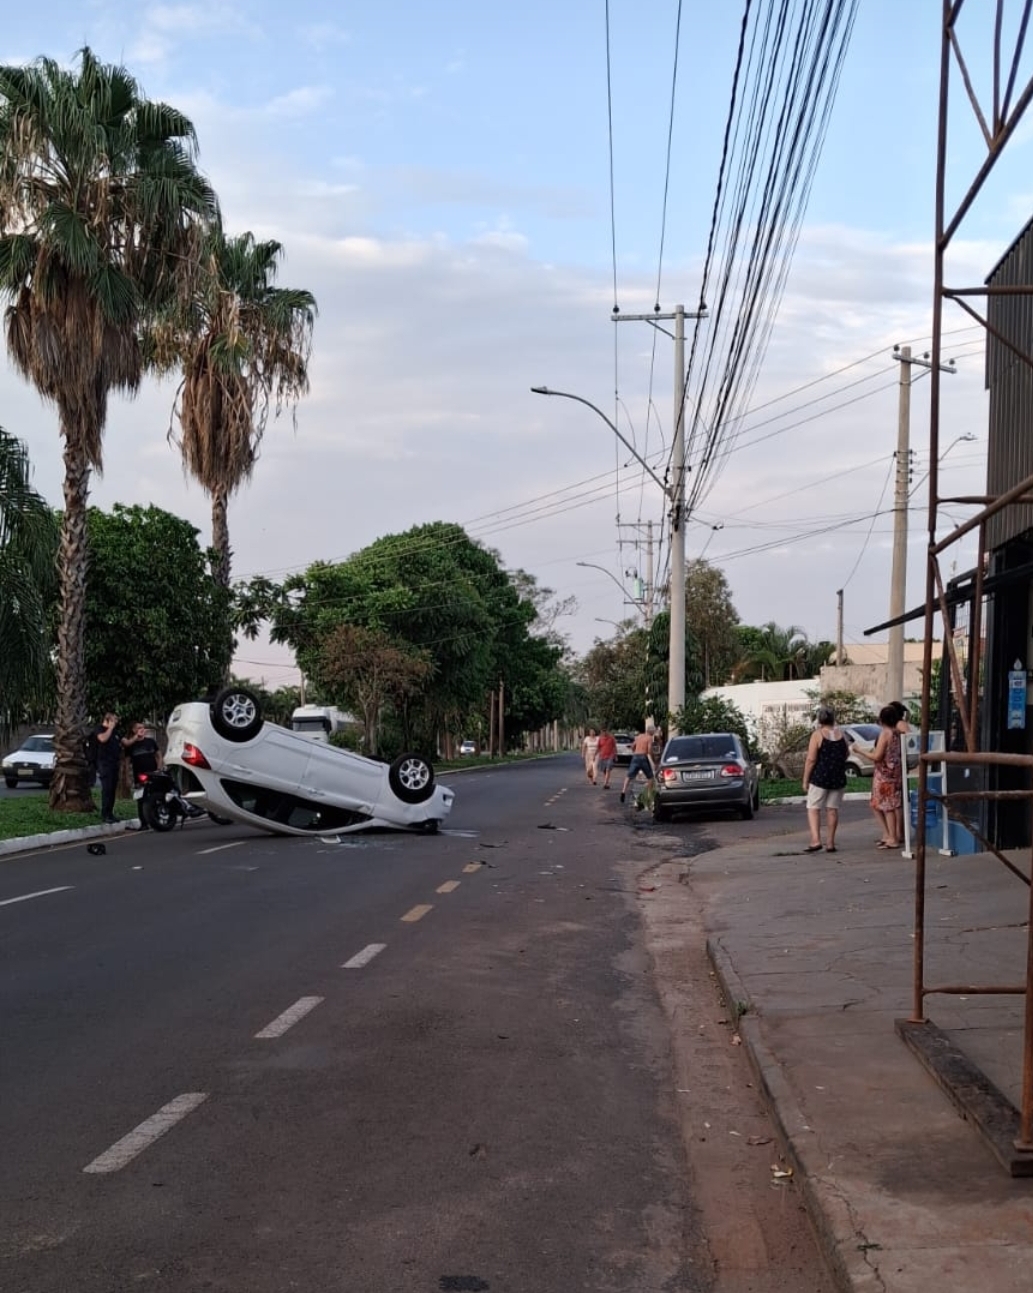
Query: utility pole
616 519 656 625
613 302 706 737
836 589 844 665
887 345 956 701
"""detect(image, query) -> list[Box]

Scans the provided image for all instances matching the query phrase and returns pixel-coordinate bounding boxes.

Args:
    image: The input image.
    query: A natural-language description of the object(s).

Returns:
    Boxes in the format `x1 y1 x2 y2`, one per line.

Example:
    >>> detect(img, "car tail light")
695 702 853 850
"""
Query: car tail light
137 773 149 784
720 764 744 778
182 743 211 769
661 768 679 783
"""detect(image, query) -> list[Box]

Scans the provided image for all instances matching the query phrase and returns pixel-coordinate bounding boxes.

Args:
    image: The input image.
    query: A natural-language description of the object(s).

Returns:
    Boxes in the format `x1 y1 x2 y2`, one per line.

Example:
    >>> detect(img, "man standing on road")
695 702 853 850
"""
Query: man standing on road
122 722 162 829
620 726 656 804
91 712 122 824
595 728 617 789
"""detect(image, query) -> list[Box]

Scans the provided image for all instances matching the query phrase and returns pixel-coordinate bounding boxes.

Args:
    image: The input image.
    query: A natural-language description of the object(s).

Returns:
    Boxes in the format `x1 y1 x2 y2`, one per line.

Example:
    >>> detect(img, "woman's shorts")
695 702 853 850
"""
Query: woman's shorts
806 784 844 810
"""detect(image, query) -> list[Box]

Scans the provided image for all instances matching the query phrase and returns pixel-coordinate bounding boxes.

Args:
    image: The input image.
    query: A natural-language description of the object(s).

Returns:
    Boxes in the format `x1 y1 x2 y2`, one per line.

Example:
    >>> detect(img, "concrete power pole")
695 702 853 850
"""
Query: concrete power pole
887 345 956 701
669 304 687 734
836 589 844 665
612 301 706 739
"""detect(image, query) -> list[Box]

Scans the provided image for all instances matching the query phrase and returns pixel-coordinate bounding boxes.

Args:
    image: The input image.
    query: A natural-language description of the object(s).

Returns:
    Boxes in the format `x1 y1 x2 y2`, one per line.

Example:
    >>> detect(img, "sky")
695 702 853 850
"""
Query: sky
2 2 1031 688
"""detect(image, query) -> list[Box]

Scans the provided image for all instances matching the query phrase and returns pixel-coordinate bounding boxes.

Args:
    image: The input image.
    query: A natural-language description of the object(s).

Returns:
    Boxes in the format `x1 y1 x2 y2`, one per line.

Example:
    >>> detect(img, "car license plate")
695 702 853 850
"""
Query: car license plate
18 767 33 777
685 770 712 781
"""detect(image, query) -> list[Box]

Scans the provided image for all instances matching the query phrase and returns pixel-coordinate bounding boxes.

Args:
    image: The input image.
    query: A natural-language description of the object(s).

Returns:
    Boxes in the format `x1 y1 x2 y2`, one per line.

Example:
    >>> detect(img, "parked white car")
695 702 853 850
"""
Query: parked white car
2 733 56 788
164 687 454 837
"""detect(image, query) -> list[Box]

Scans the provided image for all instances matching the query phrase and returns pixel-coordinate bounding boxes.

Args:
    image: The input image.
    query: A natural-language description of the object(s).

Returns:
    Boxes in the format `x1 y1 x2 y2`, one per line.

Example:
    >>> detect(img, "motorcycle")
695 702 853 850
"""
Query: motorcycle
134 769 231 832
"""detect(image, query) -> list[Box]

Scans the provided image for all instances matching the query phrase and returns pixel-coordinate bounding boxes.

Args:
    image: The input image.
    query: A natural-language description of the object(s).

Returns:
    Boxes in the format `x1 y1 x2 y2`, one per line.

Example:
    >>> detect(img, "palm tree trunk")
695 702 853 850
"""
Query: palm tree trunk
211 489 231 590
48 429 95 812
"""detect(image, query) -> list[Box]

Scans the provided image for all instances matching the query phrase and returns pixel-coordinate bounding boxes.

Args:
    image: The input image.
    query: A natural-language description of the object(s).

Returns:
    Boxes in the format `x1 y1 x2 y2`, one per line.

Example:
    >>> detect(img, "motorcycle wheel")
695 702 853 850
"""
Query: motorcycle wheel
143 796 177 832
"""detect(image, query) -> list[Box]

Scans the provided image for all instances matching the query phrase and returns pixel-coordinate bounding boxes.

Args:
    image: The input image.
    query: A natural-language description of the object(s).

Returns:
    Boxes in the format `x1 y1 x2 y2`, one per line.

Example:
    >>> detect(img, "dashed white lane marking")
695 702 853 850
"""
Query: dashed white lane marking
342 943 386 969
0 886 73 907
254 996 324 1039
436 880 461 894
462 862 482 874
400 904 433 923
82 1093 208 1174
197 841 245 855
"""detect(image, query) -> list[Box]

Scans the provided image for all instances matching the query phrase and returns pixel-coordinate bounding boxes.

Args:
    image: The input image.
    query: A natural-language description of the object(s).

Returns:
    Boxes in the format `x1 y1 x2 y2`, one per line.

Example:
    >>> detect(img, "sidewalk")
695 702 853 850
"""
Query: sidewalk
682 809 1033 1292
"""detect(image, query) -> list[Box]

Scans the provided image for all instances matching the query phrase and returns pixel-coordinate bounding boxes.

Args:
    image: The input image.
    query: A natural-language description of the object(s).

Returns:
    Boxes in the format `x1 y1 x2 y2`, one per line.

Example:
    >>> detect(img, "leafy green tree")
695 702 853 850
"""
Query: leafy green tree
316 624 432 756
685 559 740 687
259 522 565 752
0 49 218 809
0 428 58 737
84 505 232 725
578 624 653 731
670 695 755 754
158 230 316 594
732 622 813 682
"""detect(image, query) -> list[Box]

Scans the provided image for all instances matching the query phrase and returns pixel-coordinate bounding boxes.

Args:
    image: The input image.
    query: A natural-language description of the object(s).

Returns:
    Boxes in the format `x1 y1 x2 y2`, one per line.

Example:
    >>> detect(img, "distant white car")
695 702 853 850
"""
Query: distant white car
164 687 454 837
2 733 56 788
459 740 477 756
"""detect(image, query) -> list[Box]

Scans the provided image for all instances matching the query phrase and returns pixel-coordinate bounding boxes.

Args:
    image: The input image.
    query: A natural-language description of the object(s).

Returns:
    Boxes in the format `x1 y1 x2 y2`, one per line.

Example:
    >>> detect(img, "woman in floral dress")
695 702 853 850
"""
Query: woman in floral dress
863 705 904 849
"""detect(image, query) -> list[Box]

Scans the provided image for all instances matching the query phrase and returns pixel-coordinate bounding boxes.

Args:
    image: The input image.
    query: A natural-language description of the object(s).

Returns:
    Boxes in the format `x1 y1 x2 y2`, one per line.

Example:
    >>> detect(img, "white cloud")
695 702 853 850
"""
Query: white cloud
264 85 334 119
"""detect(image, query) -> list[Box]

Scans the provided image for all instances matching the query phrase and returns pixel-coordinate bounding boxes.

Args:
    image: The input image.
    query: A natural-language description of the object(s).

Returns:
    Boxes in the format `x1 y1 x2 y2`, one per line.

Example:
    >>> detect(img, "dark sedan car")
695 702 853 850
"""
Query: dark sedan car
652 731 760 822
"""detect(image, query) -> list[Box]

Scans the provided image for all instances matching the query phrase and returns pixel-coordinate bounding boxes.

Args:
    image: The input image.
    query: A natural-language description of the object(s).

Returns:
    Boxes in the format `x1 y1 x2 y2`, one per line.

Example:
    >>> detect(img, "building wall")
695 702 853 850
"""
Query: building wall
986 220 1033 549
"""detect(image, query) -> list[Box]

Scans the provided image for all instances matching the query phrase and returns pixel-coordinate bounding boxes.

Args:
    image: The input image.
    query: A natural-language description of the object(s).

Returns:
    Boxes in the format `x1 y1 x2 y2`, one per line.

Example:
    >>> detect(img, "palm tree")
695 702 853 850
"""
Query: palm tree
0 49 218 809
0 427 58 739
162 230 316 594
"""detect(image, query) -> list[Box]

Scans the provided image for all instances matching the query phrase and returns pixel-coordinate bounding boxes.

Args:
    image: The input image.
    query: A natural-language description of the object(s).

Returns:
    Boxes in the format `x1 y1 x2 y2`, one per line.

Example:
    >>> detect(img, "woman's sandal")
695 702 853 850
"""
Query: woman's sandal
804 843 824 853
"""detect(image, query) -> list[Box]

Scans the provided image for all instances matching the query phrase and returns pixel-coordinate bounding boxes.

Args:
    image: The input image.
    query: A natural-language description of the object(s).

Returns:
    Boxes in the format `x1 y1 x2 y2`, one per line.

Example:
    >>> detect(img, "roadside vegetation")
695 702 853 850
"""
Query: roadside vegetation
0 793 135 843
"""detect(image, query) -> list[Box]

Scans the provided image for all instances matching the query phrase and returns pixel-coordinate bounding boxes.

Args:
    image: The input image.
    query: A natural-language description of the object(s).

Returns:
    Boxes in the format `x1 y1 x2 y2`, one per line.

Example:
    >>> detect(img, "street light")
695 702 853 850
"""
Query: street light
534 385 687 731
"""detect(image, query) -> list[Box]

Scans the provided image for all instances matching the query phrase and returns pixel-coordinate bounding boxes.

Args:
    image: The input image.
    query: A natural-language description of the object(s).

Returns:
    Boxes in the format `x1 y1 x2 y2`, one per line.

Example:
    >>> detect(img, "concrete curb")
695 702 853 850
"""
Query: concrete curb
766 791 871 806
0 820 132 860
707 934 881 1293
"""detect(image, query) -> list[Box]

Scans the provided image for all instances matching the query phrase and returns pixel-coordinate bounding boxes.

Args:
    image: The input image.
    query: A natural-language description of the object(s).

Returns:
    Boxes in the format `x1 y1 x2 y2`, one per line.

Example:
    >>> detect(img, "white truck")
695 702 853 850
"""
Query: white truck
290 704 354 743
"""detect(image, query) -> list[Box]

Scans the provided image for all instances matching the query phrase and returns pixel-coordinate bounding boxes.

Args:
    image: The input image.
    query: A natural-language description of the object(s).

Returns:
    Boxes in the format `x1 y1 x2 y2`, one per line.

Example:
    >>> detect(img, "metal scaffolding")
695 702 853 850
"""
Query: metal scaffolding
895 0 1033 1176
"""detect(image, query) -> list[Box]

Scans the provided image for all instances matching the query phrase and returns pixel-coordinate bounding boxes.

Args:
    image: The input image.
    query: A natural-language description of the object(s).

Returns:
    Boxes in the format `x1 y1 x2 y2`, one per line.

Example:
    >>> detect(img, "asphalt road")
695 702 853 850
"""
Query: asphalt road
1 754 725 1292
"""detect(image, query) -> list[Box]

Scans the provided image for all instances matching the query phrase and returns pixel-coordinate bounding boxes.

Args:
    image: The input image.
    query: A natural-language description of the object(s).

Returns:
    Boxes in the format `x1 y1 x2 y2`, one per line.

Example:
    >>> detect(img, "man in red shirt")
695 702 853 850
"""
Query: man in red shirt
595 729 618 789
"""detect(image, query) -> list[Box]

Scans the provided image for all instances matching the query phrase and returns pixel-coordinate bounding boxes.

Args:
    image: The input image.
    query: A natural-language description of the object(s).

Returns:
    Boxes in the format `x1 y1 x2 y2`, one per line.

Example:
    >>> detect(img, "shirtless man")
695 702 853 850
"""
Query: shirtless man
620 726 656 804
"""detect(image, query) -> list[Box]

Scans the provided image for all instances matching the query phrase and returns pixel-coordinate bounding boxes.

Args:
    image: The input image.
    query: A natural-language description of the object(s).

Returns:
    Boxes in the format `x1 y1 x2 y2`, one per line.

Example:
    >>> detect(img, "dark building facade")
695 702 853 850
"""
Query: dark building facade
976 219 1033 847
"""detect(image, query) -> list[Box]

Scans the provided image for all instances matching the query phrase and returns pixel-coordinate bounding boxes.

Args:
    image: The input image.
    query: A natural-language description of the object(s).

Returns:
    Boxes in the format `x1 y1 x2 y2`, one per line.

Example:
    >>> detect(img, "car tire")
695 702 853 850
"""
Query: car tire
144 796 176 832
210 686 263 743
388 753 435 804
752 785 761 812
4 776 16 789
652 803 670 823
845 761 861 780
739 793 755 820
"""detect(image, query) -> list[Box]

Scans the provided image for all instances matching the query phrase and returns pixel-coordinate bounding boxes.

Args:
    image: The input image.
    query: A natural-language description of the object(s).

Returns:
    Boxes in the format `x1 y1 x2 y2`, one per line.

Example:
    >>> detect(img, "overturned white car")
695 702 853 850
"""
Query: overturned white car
165 687 454 837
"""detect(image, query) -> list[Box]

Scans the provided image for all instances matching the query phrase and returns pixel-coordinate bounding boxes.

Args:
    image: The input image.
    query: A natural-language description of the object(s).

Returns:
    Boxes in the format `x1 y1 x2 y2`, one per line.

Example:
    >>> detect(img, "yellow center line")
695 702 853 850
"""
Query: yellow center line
436 880 461 894
400 904 433 923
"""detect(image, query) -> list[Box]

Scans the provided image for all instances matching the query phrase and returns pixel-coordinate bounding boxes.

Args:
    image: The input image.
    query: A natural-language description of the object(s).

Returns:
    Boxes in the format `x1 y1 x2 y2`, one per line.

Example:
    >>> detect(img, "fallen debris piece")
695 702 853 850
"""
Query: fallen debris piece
86 843 106 856
770 1164 794 1181
747 1135 774 1147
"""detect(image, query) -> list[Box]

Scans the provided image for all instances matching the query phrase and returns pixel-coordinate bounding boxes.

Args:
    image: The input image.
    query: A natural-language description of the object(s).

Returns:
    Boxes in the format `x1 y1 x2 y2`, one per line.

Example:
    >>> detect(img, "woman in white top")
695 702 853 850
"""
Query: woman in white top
581 728 600 784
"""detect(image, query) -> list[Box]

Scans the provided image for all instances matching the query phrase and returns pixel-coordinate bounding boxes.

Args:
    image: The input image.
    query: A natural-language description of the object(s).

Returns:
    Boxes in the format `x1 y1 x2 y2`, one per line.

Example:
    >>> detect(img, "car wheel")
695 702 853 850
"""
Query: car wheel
4 776 16 789
652 802 670 823
739 793 755 820
210 686 263 743
388 753 435 804
752 785 761 812
845 761 861 780
144 796 176 832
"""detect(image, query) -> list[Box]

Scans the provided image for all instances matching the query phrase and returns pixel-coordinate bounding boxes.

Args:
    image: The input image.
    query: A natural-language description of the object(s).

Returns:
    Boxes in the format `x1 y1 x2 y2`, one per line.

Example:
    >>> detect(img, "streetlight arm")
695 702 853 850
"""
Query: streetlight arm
531 387 669 497
577 560 634 601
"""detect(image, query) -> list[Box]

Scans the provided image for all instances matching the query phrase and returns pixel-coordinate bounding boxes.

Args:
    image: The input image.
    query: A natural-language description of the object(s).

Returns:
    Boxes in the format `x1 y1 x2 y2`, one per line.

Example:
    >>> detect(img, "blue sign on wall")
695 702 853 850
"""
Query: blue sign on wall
1007 662 1027 731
